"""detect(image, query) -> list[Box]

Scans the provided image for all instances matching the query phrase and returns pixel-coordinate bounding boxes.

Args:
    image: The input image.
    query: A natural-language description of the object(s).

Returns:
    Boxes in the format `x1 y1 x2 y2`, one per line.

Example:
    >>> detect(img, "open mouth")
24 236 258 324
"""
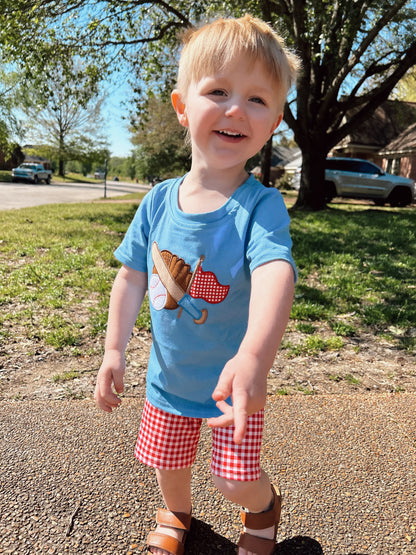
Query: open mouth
216 130 245 139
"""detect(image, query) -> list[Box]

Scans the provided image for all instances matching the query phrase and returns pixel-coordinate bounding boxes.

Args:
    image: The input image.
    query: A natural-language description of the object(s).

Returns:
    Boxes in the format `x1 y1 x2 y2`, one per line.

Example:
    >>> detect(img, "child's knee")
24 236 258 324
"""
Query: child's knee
213 471 274 513
212 473 259 501
212 473 237 496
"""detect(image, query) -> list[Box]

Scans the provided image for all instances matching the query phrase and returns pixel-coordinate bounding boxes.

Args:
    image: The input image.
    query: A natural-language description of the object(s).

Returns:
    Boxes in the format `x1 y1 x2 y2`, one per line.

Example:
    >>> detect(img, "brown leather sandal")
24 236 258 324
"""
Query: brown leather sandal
237 484 282 554
147 508 192 555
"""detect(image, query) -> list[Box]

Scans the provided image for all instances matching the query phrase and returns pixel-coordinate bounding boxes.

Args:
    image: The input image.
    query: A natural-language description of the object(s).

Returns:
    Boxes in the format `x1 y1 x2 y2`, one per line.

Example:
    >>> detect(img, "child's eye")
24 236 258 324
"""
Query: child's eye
209 89 227 97
250 97 266 105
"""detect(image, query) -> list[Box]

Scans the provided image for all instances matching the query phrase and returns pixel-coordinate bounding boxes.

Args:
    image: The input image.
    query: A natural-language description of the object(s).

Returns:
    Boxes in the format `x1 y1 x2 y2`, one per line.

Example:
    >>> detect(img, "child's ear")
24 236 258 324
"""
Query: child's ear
270 113 283 135
171 90 189 128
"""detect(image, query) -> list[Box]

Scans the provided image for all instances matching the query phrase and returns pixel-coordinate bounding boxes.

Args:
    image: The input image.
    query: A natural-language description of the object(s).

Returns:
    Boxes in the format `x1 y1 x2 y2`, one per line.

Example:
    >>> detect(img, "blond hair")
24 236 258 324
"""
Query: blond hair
177 15 300 101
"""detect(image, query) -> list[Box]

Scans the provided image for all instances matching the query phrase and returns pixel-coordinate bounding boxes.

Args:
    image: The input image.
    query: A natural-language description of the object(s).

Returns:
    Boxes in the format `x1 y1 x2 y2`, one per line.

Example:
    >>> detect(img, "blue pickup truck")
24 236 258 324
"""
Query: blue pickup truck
12 163 52 184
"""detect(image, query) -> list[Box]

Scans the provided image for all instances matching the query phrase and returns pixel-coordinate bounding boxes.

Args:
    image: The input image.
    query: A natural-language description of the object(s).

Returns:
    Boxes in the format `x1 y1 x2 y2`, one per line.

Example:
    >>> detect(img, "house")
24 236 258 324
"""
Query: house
380 122 416 181
23 152 52 170
330 100 416 179
270 145 301 168
251 145 301 185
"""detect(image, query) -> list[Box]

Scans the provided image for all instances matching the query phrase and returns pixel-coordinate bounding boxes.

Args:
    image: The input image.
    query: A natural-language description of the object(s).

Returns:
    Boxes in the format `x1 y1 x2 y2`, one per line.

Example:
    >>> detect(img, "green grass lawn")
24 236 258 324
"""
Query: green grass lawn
0 170 12 182
287 203 416 354
57 172 101 184
0 197 415 356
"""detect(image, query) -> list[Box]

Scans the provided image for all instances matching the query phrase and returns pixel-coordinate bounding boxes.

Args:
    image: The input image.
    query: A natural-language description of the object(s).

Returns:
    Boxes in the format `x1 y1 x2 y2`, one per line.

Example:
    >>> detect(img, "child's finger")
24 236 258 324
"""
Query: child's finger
231 393 248 444
94 380 122 412
113 372 125 394
207 400 233 428
95 396 119 413
212 368 233 402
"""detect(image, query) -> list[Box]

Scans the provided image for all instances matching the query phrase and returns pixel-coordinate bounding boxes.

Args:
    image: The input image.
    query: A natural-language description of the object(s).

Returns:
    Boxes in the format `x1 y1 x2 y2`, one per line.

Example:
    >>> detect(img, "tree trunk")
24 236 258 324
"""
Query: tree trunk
261 136 273 187
293 146 328 211
58 132 65 177
58 158 65 177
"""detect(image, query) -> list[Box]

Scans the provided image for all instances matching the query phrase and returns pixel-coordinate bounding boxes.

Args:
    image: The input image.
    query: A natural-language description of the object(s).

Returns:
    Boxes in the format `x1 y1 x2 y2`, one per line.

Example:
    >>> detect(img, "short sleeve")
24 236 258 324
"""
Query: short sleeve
246 188 297 281
113 191 153 272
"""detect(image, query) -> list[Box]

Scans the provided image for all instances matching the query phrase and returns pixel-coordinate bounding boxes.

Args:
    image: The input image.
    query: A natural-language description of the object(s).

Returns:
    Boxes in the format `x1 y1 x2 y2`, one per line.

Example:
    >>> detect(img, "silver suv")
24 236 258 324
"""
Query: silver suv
324 157 415 207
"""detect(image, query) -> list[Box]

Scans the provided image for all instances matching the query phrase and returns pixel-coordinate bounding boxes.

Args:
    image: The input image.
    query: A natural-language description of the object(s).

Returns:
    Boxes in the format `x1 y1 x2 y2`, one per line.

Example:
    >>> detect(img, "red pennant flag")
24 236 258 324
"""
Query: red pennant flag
189 266 229 304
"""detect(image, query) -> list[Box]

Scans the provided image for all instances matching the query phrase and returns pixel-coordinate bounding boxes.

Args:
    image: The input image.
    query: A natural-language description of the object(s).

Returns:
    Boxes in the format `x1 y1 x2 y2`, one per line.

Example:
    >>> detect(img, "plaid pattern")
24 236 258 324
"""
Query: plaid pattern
135 399 202 469
211 410 264 481
189 266 229 303
135 400 263 481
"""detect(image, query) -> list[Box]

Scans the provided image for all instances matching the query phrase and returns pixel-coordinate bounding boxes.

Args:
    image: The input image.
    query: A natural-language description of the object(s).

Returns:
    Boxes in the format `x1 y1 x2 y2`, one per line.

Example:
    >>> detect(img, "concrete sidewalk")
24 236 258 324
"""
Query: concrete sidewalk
1 393 415 554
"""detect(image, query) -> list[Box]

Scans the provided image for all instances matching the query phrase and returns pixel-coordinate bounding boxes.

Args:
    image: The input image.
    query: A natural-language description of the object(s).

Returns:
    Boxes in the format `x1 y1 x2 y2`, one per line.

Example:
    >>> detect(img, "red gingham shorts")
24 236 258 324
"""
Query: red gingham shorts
135 399 264 481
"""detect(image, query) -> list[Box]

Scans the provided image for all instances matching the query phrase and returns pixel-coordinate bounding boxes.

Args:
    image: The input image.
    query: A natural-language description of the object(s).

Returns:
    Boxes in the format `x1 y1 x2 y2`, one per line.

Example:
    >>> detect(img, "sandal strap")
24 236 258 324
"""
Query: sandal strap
240 484 281 530
147 530 185 555
238 532 276 554
156 508 192 531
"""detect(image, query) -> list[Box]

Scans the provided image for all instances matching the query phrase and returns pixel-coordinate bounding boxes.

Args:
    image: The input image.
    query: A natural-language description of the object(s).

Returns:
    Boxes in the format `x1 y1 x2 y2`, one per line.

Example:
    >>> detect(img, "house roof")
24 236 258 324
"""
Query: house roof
337 100 416 150
271 145 301 167
380 122 416 155
24 154 50 163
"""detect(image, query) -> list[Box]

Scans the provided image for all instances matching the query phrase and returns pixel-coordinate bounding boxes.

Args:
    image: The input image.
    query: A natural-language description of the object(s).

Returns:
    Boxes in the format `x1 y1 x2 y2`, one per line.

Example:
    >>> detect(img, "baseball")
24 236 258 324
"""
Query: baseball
149 273 167 310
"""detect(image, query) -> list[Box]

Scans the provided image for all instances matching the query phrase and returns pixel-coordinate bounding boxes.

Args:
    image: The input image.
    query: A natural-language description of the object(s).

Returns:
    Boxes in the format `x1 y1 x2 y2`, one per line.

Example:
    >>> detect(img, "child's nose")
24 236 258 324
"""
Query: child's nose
225 98 245 119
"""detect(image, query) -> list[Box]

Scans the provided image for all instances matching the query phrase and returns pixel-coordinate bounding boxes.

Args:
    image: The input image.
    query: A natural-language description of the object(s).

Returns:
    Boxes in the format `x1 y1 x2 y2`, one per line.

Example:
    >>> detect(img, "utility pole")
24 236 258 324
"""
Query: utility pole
103 159 107 198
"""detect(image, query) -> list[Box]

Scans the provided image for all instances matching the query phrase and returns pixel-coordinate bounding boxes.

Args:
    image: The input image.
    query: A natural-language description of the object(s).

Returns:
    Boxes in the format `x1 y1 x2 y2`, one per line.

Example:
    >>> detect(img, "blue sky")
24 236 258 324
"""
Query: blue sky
105 108 133 158
103 84 134 158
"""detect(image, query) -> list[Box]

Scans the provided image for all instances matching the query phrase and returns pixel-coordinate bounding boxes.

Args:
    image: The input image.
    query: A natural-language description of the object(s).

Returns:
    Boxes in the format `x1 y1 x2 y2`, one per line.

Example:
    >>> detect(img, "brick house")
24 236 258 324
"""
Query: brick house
23 153 52 170
331 100 416 179
380 122 416 181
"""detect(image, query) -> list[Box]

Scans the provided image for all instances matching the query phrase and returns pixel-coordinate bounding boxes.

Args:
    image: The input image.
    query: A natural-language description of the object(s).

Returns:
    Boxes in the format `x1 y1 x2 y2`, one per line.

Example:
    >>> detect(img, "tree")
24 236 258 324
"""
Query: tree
67 135 111 176
393 67 416 102
2 1 416 208
275 0 416 209
130 95 190 181
0 65 26 161
22 63 109 176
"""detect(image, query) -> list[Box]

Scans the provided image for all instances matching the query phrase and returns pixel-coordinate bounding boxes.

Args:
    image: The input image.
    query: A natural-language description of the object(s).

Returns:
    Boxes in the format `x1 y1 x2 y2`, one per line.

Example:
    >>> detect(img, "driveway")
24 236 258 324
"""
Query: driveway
0 180 151 210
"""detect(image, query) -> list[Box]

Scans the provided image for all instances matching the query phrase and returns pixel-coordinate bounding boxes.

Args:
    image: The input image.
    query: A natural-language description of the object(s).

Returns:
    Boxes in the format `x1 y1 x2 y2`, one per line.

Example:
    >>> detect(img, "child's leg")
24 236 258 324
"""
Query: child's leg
211 411 280 554
135 401 201 555
149 468 193 555
155 467 192 514
212 468 273 513
213 470 280 555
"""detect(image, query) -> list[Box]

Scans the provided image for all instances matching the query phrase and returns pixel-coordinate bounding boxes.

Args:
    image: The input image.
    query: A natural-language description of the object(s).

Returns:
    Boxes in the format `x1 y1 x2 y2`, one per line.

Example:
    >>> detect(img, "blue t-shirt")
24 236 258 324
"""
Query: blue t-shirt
114 174 296 418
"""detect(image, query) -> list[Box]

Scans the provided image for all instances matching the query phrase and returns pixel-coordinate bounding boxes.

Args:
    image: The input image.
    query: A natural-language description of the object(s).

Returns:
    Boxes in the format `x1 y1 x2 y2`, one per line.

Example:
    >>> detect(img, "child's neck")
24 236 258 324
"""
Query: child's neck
178 166 249 214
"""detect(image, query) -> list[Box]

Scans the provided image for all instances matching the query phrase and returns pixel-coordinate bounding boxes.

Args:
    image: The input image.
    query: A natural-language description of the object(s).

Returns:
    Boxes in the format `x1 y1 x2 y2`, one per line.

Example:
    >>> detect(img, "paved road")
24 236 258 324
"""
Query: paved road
0 180 151 210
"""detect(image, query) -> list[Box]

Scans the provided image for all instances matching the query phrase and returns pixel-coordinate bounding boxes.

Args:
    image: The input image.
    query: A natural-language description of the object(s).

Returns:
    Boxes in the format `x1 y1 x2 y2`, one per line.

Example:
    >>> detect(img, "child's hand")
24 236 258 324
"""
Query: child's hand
94 350 126 413
207 352 267 445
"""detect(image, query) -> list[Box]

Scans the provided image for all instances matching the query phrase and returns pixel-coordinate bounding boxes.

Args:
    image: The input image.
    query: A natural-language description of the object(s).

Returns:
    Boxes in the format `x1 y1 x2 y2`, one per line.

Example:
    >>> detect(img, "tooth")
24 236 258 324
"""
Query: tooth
219 130 241 136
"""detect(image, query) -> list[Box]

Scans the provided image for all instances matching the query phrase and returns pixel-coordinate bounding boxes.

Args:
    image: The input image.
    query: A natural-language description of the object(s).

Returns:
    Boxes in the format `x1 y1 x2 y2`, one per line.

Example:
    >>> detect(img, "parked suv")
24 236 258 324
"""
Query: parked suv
324 157 415 206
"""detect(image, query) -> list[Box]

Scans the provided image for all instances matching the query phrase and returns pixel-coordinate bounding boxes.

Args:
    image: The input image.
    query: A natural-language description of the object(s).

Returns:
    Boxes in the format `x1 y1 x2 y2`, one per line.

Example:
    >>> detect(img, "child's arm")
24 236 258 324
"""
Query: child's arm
94 264 148 413
207 259 294 444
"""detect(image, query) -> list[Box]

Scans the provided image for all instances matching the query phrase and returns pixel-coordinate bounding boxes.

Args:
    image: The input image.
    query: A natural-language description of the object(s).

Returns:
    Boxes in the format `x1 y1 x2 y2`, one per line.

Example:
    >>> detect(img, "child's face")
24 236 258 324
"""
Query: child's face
172 56 283 174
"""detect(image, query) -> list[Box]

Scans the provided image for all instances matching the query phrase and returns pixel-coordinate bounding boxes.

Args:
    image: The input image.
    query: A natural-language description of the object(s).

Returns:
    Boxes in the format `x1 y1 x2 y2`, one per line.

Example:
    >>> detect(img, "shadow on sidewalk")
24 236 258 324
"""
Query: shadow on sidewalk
185 519 323 554
185 519 236 553
275 536 324 554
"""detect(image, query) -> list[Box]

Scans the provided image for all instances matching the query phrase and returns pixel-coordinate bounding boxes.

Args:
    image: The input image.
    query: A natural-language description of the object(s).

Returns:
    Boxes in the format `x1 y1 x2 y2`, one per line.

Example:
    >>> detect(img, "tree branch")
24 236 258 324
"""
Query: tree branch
331 0 409 95
328 40 416 148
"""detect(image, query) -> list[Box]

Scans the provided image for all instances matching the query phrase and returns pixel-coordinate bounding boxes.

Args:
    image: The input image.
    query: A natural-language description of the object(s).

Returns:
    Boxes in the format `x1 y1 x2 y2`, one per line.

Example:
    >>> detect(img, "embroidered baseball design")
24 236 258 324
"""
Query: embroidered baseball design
149 273 168 310
151 242 229 324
